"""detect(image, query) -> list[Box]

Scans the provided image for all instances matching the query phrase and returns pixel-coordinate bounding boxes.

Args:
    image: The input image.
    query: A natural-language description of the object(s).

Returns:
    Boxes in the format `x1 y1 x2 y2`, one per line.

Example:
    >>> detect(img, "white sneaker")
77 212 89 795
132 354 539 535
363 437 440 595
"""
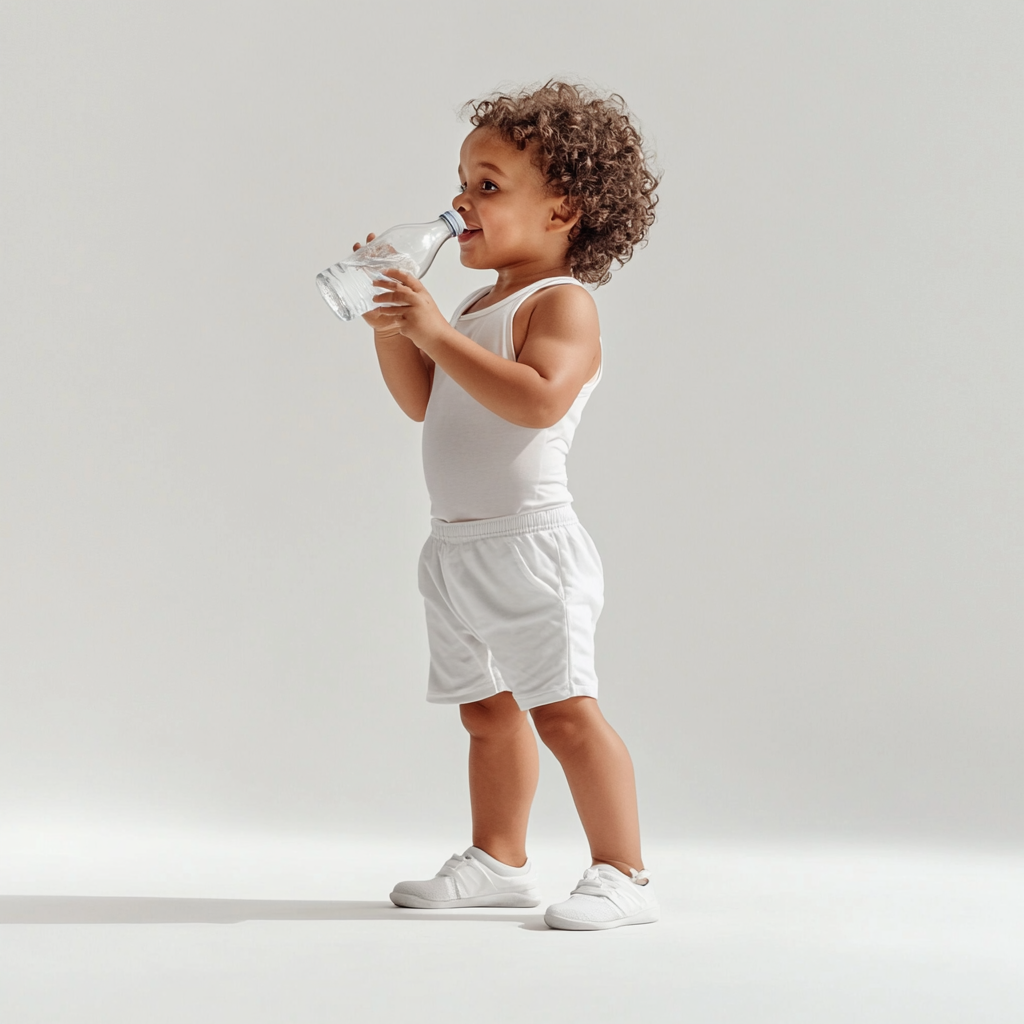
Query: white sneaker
389 846 542 909
544 863 660 930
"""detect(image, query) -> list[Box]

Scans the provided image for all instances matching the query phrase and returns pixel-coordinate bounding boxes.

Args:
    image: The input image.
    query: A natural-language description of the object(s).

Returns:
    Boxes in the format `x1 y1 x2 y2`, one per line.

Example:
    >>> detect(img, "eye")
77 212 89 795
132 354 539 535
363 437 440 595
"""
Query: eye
481 180 498 192
457 182 467 193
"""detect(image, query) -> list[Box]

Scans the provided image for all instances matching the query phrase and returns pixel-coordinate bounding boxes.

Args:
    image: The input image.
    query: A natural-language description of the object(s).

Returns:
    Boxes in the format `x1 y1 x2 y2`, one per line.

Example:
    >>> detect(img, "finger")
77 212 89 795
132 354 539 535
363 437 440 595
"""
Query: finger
382 268 419 287
372 278 410 297
366 233 376 242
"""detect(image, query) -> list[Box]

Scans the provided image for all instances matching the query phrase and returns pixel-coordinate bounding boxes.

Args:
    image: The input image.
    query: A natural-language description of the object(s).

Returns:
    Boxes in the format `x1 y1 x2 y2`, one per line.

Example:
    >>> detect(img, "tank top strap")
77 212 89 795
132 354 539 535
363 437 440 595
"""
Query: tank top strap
507 276 588 316
449 285 494 325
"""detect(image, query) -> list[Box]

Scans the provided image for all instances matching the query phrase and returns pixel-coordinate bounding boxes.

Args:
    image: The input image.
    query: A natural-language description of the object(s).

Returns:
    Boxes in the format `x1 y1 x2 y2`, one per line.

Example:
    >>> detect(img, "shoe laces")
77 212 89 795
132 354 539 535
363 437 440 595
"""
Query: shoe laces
571 865 650 897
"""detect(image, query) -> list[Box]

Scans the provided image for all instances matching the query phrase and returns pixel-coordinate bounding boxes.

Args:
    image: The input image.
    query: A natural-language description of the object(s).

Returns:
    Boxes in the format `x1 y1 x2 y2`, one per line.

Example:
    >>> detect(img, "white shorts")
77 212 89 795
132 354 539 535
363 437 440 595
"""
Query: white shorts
417 504 604 711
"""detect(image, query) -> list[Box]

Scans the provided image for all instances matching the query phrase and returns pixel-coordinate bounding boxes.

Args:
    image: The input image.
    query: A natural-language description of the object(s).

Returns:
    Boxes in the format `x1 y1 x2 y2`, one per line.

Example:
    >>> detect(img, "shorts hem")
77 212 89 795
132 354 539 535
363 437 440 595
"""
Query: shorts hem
516 686 599 711
426 686 505 706
425 685 598 710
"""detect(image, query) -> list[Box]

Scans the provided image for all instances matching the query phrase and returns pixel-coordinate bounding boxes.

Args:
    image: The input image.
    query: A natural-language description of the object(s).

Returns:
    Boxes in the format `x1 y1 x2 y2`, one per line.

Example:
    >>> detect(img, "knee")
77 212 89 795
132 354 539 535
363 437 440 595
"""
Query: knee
460 694 524 740
531 699 596 751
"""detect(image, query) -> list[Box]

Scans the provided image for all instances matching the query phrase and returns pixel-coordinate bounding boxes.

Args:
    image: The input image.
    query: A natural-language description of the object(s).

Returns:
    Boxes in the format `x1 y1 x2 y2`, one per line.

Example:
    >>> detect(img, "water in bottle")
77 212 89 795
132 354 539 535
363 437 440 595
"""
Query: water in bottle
316 209 466 322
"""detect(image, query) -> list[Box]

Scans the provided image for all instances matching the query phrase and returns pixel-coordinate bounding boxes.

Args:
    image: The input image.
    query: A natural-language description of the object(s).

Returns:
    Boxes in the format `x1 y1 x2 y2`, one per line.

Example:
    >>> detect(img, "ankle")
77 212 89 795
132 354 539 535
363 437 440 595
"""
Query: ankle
591 858 645 877
472 842 528 869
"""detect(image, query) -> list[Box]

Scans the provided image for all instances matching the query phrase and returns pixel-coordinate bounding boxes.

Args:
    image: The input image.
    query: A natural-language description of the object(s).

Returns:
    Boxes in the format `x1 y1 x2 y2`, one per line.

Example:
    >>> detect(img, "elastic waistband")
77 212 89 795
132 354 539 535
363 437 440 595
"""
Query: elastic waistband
430 504 578 541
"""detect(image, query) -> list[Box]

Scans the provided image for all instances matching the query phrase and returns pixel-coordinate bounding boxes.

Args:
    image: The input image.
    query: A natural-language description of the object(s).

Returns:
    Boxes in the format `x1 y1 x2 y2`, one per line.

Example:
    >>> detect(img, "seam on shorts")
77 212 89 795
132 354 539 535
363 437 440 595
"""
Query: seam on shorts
552 531 576 699
505 536 561 600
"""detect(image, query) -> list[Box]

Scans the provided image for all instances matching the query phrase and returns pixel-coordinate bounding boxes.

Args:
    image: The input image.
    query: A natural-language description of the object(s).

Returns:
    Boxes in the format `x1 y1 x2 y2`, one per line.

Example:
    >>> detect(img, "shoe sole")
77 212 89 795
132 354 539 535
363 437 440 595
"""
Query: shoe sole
543 905 660 930
389 890 542 909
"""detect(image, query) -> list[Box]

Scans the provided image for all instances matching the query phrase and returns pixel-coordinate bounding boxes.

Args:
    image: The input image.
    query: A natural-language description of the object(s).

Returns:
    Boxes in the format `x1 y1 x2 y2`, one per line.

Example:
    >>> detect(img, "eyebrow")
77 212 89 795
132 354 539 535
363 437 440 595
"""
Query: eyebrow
457 161 507 177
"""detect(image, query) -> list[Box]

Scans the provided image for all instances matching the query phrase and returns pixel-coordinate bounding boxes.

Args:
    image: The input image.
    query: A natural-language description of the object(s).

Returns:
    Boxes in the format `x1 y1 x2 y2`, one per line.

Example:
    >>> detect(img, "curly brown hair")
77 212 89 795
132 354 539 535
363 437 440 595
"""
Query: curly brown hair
464 80 659 286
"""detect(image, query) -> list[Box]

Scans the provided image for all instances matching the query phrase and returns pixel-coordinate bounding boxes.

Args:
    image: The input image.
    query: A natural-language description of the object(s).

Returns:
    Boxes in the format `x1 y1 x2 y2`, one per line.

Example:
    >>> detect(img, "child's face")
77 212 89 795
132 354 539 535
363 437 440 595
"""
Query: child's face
453 128 574 272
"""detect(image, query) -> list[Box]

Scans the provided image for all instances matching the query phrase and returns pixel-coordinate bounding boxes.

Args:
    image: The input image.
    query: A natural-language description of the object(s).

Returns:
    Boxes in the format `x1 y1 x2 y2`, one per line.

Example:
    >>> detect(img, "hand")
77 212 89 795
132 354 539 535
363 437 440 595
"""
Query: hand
370 268 450 350
352 234 403 336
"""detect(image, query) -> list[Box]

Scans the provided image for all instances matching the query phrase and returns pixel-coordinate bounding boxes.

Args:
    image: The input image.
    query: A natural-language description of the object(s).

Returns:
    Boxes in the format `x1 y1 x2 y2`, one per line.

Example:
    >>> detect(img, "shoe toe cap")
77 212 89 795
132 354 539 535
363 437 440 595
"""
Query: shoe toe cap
545 894 619 924
391 877 459 902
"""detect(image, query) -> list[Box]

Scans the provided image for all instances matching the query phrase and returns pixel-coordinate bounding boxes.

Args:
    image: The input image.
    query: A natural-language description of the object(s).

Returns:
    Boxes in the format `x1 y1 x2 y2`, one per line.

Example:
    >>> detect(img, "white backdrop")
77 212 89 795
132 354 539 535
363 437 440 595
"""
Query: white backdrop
2 0 1021 849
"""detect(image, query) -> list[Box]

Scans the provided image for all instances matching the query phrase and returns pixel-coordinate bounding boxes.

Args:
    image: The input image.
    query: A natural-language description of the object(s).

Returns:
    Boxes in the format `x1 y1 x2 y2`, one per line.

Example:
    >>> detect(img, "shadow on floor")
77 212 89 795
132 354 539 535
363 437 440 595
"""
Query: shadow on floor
0 895 544 927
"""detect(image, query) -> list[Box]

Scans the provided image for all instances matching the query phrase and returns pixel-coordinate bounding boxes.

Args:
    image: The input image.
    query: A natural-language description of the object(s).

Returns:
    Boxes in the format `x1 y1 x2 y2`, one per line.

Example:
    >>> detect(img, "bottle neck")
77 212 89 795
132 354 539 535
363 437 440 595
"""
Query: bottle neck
439 209 465 237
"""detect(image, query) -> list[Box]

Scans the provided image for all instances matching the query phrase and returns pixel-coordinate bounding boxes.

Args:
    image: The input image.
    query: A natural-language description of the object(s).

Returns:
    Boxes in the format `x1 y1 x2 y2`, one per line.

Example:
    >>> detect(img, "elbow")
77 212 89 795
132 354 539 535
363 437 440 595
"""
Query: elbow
518 399 566 430
517 380 574 429
404 391 430 422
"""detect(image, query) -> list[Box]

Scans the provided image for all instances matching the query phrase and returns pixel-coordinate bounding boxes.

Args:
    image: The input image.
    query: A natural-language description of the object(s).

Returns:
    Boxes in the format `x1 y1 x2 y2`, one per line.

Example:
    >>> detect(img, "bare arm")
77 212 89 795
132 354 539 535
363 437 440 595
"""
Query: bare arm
372 272 601 429
373 331 434 422
352 233 435 421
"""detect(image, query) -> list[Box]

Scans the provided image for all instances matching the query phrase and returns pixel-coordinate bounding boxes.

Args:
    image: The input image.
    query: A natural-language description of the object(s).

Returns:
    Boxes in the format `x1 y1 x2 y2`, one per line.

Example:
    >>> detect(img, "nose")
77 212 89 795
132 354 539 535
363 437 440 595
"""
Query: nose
452 191 470 217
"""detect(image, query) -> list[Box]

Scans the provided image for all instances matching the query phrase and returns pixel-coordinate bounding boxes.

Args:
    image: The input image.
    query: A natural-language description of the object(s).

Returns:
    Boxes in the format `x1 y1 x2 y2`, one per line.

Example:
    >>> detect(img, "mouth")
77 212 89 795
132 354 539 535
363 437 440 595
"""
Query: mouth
458 228 481 244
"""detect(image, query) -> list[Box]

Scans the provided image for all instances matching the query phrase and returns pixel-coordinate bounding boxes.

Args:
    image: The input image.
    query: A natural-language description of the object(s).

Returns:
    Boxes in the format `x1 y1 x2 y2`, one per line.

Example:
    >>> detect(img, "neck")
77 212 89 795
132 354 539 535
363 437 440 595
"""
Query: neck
489 257 575 302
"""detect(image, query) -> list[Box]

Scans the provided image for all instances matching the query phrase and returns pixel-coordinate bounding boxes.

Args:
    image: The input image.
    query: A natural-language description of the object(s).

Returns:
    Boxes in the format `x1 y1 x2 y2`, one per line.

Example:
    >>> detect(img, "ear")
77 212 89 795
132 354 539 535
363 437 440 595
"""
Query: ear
548 195 581 235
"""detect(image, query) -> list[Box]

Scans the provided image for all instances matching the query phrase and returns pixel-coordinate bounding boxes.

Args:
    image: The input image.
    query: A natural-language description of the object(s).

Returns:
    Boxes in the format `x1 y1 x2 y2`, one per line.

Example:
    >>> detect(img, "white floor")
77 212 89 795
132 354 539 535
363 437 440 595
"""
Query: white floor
1 828 1022 1023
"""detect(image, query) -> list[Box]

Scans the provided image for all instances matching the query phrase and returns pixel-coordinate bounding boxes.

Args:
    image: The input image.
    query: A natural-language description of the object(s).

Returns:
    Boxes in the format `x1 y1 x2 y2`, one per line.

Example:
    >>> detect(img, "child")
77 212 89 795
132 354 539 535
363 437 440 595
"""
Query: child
357 81 659 930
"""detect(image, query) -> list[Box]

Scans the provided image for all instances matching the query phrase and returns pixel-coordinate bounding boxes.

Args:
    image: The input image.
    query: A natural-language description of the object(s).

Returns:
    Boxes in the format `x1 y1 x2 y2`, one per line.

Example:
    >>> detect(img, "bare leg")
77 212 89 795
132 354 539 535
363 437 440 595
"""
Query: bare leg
530 696 643 876
460 691 539 868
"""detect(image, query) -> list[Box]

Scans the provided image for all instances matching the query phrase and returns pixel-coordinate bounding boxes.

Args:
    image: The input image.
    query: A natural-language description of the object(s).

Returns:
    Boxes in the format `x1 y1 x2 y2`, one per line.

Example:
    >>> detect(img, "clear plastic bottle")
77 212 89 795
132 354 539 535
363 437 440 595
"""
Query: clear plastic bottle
316 209 466 322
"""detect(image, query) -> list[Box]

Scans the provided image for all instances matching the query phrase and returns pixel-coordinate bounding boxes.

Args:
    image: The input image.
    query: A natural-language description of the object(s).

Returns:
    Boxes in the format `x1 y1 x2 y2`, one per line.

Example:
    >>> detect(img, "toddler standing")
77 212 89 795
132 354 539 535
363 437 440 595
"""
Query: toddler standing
357 81 659 930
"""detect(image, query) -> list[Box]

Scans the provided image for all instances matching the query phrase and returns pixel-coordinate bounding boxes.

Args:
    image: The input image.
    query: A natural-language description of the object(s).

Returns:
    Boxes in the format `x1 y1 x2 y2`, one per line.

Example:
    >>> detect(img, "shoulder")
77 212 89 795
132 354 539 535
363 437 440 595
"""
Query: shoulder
520 282 599 336
514 281 600 363
531 281 596 314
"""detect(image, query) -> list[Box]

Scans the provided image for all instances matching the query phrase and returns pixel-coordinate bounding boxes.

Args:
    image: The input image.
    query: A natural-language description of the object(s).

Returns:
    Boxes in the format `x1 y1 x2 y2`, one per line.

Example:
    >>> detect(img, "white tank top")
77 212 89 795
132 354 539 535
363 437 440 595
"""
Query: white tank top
422 276 602 523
